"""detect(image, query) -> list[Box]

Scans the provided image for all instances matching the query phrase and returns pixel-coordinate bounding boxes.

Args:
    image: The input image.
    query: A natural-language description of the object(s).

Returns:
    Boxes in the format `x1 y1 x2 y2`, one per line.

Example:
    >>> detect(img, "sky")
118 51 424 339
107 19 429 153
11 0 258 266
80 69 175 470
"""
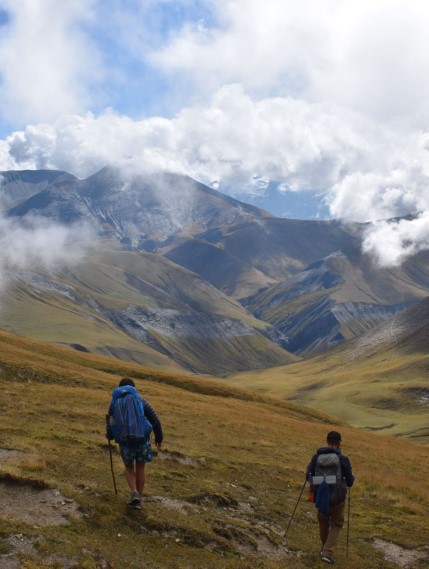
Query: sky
0 0 429 265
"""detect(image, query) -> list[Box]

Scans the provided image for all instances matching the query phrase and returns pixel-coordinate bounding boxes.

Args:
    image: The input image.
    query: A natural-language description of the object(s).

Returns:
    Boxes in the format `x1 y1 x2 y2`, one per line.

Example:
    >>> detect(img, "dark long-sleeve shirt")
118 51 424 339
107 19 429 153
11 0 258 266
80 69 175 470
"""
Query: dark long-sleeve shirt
306 447 354 487
141 397 163 445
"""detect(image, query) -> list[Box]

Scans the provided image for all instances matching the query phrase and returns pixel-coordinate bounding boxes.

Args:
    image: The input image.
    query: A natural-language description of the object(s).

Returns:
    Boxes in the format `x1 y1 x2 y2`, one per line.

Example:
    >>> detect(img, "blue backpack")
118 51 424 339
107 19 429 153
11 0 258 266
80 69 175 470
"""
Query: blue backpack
109 385 153 444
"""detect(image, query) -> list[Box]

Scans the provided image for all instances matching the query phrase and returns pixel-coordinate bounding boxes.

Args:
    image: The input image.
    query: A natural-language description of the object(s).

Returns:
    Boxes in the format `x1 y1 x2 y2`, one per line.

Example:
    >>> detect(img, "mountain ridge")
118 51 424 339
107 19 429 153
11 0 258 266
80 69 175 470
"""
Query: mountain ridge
1 166 429 372
8 166 273 248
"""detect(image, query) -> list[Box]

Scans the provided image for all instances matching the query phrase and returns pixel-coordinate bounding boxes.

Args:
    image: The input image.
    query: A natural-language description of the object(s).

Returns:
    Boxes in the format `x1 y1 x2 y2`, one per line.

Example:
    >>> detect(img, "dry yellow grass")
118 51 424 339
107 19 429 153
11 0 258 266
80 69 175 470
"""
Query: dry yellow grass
0 331 428 568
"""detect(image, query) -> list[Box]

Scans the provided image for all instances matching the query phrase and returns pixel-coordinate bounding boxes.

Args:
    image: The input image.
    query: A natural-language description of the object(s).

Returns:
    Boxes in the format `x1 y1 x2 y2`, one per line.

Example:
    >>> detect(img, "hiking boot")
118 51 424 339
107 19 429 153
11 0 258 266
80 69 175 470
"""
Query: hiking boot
127 491 141 507
320 554 336 564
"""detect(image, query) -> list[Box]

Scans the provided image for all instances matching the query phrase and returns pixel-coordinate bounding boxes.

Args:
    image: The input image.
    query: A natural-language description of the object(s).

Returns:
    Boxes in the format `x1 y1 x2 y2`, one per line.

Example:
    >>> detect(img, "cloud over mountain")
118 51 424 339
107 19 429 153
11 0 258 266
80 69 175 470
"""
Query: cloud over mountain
0 210 93 293
1 88 428 220
362 212 429 267
0 1 428 266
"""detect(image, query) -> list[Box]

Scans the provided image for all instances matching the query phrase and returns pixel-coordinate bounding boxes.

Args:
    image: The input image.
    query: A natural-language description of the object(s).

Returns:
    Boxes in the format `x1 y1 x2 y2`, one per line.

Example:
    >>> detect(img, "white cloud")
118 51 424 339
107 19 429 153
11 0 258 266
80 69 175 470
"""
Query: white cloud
152 0 429 125
0 215 90 268
1 85 427 201
0 213 94 292
329 168 429 223
0 0 101 124
0 89 428 266
0 87 379 182
0 0 428 265
362 213 429 267
152 0 331 96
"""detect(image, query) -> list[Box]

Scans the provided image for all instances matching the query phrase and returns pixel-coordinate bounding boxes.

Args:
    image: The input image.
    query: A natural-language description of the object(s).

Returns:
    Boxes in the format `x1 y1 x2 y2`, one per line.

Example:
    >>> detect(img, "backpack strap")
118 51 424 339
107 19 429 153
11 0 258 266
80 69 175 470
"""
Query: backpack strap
312 475 337 485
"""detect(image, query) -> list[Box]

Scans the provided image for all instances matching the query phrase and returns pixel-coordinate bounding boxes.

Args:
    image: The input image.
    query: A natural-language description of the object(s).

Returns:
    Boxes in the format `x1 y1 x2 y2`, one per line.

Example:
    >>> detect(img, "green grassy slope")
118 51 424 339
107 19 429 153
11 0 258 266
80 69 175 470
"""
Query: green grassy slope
199 218 360 280
0 332 428 569
65 248 265 321
0 247 296 374
246 250 429 323
0 280 184 371
227 299 429 443
165 239 277 298
228 352 429 442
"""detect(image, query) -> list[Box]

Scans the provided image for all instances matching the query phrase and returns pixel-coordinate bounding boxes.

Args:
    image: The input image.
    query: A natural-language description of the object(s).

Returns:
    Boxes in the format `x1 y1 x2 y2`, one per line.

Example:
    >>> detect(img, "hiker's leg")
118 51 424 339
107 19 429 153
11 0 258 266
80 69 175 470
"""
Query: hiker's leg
136 462 146 496
124 462 138 492
134 439 152 497
323 501 345 556
317 510 330 547
120 445 138 492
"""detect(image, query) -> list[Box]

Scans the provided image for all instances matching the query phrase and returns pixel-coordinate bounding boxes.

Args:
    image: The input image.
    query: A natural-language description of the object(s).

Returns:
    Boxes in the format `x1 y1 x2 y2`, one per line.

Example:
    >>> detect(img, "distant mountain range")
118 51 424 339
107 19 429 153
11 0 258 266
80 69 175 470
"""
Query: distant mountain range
1 167 428 373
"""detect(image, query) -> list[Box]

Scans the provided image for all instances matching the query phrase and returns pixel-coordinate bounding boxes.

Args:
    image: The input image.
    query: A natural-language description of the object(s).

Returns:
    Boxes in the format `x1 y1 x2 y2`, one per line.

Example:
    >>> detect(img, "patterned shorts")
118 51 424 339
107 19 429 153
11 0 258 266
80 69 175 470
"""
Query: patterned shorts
119 439 153 466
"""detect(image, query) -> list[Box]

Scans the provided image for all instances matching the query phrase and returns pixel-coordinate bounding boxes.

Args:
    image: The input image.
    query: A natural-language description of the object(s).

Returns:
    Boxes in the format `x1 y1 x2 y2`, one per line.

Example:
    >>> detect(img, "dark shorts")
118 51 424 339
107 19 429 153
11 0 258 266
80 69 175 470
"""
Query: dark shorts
119 439 153 466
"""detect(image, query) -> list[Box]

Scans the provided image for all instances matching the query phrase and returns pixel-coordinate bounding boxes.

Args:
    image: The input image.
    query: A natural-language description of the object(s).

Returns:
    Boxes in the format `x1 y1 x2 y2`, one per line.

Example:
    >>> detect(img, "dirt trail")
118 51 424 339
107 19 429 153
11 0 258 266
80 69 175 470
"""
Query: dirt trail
0 479 82 526
0 448 82 526
372 538 429 568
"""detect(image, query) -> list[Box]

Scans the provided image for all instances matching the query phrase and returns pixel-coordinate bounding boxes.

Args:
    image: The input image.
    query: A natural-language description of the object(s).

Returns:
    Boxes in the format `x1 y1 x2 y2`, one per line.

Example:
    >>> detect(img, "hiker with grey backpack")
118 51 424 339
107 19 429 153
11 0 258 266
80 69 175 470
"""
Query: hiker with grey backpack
306 431 354 564
106 378 163 509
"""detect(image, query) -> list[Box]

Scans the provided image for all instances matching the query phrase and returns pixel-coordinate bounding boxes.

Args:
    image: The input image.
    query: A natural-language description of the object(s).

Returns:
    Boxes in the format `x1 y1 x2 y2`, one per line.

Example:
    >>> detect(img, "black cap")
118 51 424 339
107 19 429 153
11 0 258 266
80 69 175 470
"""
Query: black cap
327 430 342 442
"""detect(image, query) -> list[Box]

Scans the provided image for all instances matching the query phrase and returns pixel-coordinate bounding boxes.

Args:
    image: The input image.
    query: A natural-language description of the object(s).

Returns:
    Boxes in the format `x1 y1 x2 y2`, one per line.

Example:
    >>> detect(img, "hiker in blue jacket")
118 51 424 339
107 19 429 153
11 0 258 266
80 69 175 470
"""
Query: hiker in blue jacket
306 431 354 564
106 377 163 509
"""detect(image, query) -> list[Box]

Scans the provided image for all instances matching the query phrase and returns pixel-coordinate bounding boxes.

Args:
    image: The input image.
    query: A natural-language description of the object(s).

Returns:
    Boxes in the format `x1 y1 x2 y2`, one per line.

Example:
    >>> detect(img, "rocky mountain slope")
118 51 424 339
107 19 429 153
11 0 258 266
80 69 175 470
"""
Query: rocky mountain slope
0 248 296 374
243 248 429 355
1 166 429 371
318 295 429 363
0 169 74 209
7 166 271 249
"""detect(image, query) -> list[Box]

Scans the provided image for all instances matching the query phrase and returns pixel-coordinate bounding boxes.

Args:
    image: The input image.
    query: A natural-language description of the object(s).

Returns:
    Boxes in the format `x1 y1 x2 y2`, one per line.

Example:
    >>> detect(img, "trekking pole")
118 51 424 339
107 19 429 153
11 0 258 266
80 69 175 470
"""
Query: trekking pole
285 480 307 539
108 438 118 495
346 487 351 558
106 413 118 496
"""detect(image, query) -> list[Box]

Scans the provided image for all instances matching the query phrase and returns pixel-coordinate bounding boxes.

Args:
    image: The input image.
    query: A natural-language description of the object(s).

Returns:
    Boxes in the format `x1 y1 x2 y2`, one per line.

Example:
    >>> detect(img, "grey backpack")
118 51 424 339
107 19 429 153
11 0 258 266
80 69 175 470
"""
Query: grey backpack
311 452 346 505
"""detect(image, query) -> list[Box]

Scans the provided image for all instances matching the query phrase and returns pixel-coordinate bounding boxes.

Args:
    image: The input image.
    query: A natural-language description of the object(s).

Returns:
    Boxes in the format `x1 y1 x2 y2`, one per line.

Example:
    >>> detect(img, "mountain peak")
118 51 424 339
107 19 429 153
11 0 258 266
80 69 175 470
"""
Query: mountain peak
6 167 271 249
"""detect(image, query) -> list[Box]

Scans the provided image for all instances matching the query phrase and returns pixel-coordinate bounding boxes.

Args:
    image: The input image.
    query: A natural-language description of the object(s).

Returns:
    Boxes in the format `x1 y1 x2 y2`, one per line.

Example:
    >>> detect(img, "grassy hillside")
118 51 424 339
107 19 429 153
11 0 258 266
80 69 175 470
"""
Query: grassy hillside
0 279 184 371
228 299 429 443
1 332 428 568
228 352 429 443
0 247 296 374
165 239 277 299
199 218 360 280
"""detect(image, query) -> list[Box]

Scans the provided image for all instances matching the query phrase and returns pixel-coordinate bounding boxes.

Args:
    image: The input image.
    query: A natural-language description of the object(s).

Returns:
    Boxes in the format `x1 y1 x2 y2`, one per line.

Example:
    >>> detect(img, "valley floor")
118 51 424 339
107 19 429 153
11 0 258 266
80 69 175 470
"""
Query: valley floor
226 352 429 445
